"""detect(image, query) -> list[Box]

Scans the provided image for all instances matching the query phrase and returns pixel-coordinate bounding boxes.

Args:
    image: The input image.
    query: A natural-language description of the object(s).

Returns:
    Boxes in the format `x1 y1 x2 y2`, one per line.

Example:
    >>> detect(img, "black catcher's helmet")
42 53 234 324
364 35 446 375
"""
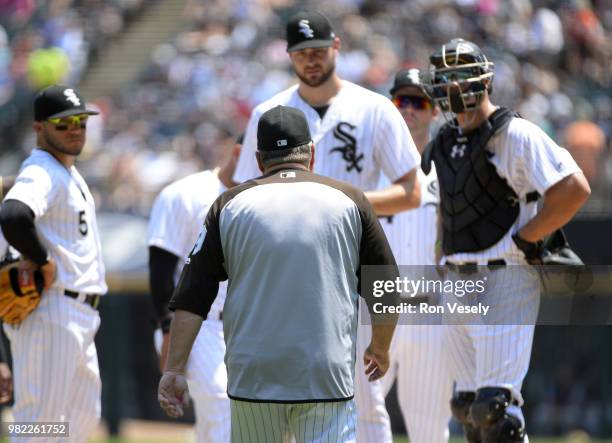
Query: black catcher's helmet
428 38 494 114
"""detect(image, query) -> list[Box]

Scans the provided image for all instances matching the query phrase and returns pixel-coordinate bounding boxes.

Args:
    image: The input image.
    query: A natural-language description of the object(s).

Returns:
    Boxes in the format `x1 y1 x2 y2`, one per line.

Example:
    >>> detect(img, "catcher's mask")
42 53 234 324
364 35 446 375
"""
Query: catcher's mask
428 38 494 116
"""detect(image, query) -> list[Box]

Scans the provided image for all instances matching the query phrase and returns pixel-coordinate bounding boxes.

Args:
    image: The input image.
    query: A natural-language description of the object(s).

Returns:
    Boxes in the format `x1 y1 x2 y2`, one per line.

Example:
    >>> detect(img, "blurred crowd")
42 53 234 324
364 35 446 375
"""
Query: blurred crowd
0 0 611 214
0 0 151 149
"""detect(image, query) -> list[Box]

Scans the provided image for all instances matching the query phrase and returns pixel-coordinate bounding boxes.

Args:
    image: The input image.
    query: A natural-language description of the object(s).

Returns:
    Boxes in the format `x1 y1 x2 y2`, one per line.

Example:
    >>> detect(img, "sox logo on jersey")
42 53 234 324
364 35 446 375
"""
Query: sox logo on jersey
331 122 363 172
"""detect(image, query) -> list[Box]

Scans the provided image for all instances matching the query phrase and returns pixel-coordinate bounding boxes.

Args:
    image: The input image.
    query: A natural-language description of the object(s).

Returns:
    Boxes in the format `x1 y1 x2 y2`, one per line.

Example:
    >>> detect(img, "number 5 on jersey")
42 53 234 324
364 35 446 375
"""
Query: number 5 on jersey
78 210 88 235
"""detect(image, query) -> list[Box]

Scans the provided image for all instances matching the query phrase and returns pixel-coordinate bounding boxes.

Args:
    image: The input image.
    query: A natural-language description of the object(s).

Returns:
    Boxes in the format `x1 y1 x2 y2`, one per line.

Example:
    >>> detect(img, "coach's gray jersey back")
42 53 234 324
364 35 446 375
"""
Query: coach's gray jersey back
170 168 396 403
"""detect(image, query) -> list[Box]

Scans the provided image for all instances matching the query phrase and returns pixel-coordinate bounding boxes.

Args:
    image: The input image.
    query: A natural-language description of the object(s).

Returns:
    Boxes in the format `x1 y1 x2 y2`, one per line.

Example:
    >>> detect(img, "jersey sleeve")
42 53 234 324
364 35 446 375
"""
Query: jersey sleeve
357 192 397 268
517 120 582 195
355 190 400 311
169 196 228 319
148 185 196 259
3 164 55 217
233 107 262 184
373 99 421 182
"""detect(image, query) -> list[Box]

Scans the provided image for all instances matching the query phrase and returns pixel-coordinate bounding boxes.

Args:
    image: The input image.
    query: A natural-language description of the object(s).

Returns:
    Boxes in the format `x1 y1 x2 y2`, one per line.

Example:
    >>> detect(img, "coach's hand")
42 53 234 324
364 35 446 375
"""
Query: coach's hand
364 344 390 382
158 371 189 418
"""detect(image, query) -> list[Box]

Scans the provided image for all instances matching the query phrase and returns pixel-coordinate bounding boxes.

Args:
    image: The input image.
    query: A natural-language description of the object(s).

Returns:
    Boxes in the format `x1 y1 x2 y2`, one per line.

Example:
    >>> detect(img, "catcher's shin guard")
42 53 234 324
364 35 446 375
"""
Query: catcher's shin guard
450 391 481 443
469 387 525 443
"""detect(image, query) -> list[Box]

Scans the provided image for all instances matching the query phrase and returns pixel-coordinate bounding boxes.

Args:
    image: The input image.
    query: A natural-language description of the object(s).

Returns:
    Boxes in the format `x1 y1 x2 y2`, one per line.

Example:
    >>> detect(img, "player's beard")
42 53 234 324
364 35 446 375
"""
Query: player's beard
43 128 85 157
295 60 336 87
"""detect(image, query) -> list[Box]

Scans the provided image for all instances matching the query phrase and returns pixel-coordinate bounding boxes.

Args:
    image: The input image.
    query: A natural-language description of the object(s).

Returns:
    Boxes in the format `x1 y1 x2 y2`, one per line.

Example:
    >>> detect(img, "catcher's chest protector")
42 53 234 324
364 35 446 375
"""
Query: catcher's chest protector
422 107 520 255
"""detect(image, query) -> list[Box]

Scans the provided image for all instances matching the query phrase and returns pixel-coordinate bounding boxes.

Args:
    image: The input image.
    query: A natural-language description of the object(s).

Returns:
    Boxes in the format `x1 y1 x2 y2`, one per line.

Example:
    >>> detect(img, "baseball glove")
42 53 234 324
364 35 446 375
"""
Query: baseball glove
0 254 43 325
512 228 584 266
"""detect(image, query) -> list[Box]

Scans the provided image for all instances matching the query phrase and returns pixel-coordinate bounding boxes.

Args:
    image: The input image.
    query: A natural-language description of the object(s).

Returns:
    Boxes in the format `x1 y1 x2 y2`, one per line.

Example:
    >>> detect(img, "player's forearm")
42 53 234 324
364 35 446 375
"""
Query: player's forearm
164 309 203 373
370 322 397 354
364 170 420 215
518 173 590 242
0 200 48 265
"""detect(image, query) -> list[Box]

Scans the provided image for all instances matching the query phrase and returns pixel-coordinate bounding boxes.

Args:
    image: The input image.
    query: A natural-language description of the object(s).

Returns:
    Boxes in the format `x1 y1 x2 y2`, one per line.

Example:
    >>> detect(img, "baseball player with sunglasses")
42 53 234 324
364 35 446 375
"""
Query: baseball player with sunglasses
0 85 105 443
379 68 454 443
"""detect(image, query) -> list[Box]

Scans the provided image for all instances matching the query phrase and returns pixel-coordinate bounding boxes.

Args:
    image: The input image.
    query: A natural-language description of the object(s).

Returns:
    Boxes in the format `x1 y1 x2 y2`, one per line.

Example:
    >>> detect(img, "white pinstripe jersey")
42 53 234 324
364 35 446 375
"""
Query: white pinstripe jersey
233 80 420 188
443 117 581 265
148 169 226 320
380 167 439 266
4 148 107 294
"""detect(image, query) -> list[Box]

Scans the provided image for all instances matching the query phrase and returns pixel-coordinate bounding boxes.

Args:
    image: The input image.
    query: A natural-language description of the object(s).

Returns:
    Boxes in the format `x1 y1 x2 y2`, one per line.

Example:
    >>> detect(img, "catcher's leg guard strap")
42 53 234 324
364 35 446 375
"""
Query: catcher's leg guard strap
450 391 481 443
470 387 525 443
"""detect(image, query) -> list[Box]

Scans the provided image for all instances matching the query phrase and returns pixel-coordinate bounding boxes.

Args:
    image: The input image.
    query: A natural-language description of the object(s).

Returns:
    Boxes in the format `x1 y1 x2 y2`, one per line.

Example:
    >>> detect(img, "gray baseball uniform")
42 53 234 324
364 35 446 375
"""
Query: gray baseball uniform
170 168 397 442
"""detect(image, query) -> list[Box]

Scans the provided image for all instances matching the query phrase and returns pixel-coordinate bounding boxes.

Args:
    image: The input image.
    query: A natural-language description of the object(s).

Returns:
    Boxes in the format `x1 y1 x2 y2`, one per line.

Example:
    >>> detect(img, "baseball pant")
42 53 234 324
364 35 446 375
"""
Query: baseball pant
186 318 230 443
354 320 392 443
382 325 453 443
442 265 540 428
4 290 101 443
230 399 356 443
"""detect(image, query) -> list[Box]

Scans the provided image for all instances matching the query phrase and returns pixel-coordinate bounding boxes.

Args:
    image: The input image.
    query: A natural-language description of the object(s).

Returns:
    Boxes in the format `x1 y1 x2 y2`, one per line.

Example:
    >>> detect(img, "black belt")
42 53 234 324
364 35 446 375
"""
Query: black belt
64 290 101 309
446 259 506 275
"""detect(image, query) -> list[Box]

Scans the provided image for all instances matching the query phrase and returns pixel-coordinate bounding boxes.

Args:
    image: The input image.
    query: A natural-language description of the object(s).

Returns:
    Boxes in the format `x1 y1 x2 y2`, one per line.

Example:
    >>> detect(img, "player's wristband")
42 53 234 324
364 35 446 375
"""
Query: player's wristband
512 233 542 259
33 253 50 267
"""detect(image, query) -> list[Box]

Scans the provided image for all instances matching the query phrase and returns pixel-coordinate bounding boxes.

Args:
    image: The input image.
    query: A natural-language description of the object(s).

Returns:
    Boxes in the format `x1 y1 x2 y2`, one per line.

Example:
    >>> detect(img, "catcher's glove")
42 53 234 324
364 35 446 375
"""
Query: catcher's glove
0 255 43 325
513 228 584 266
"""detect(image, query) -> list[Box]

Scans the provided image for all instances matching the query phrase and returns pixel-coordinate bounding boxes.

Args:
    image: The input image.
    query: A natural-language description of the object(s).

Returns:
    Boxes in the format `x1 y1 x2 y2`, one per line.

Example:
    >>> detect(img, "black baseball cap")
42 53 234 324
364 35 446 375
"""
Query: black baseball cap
257 106 312 152
389 68 428 96
34 85 99 121
286 11 335 52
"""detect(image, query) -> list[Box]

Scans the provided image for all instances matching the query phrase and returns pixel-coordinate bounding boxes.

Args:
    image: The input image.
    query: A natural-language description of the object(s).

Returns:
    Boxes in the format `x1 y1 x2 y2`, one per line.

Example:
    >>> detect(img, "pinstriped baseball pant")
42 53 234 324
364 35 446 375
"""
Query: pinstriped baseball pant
4 290 101 443
354 321 393 443
186 318 230 442
382 324 453 443
442 265 540 435
230 399 356 443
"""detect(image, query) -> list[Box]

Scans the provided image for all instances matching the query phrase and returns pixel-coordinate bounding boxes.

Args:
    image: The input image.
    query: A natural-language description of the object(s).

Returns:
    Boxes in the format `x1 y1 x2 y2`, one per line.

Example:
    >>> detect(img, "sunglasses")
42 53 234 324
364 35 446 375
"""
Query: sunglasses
47 114 89 130
392 95 433 110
